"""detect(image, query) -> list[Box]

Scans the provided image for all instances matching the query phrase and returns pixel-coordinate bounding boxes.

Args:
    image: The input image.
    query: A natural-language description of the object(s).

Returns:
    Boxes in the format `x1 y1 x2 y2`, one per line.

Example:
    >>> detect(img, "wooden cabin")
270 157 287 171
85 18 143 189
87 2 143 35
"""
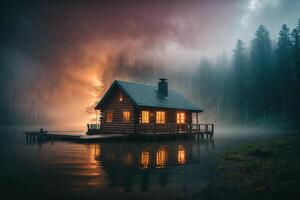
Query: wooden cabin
92 79 204 134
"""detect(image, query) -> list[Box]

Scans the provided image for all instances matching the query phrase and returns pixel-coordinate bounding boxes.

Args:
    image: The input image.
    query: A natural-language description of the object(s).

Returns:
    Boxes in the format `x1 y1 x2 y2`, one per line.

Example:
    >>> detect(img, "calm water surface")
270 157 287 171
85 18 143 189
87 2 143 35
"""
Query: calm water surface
0 126 281 200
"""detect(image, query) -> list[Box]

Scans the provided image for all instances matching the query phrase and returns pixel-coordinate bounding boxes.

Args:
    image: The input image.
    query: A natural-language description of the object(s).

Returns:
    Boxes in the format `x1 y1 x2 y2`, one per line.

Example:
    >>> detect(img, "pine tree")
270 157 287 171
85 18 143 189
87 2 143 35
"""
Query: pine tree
276 24 292 119
291 18 300 82
197 59 216 121
250 25 273 120
232 39 248 120
291 18 300 119
277 24 292 69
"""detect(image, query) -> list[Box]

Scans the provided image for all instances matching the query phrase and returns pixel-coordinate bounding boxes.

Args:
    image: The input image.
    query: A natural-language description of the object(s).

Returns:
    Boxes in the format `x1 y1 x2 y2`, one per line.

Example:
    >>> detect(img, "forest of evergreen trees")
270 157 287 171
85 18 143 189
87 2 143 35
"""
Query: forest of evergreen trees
187 17 300 124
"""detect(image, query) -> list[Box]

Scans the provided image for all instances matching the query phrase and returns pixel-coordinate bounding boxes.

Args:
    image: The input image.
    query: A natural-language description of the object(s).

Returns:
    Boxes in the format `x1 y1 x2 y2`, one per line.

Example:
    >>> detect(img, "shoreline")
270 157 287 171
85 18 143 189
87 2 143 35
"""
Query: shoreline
197 133 300 200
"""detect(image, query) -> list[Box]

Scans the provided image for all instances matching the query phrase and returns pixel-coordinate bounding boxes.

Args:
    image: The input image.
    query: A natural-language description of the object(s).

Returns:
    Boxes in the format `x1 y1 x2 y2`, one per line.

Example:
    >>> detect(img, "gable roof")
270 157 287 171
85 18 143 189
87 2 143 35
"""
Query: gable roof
95 80 202 112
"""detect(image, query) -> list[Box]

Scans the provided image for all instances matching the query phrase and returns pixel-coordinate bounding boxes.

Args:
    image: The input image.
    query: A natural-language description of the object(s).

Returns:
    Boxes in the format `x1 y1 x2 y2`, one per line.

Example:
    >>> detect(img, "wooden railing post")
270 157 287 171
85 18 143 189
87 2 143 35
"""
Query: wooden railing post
186 124 188 134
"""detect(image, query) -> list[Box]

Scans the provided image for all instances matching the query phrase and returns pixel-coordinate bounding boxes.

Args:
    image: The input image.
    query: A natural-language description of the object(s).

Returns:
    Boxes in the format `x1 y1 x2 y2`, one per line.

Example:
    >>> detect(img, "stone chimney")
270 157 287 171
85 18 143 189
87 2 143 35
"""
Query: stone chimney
158 78 168 97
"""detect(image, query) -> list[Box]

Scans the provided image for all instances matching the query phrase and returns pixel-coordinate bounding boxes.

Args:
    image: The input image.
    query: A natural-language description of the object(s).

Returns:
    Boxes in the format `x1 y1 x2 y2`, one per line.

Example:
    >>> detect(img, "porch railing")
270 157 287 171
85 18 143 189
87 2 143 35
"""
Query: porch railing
137 123 214 134
87 124 101 134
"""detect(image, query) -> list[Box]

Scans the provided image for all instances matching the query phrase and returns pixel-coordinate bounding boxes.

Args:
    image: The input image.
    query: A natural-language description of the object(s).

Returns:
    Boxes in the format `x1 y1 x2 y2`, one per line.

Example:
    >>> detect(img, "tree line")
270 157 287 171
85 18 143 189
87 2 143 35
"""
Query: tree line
188 18 300 124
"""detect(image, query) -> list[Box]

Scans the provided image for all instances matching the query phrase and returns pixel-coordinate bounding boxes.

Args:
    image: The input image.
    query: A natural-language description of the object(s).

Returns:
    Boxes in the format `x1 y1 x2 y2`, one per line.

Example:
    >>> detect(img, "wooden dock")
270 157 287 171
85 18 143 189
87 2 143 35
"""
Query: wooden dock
23 131 129 142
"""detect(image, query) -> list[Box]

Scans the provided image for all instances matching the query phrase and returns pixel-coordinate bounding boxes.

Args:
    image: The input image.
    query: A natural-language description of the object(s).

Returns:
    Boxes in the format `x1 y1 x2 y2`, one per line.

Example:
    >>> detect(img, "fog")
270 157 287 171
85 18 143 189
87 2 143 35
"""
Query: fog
0 0 299 128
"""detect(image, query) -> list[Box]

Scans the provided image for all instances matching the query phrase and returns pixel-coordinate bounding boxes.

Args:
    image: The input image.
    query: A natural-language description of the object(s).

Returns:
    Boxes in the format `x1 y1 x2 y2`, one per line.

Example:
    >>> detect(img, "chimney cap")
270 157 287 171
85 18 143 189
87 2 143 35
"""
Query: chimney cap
159 78 167 81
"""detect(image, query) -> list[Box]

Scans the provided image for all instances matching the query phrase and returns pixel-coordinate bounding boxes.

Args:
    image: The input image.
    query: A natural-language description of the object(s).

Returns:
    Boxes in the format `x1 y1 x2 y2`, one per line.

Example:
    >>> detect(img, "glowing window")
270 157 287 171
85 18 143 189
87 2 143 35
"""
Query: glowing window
141 111 149 123
156 111 166 124
176 112 185 124
122 111 130 122
119 93 123 102
106 111 113 123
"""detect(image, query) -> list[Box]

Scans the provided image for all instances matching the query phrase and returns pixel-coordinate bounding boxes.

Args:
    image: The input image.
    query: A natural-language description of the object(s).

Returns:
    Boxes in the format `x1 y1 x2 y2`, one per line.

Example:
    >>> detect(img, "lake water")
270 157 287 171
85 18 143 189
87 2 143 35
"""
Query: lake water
0 126 282 200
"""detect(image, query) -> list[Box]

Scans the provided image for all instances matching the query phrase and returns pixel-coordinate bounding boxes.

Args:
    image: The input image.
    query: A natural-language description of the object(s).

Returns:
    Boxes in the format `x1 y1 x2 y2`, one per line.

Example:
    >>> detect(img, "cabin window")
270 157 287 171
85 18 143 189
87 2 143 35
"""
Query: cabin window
119 93 123 102
122 111 130 122
106 111 113 123
141 111 149 123
156 111 166 124
176 112 185 124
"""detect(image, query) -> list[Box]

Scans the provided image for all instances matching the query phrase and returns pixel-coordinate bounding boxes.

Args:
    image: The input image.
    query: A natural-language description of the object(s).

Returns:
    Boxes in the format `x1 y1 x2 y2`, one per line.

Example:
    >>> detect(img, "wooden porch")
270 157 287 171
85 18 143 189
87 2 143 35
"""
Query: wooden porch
87 124 101 134
137 123 214 135
87 123 214 138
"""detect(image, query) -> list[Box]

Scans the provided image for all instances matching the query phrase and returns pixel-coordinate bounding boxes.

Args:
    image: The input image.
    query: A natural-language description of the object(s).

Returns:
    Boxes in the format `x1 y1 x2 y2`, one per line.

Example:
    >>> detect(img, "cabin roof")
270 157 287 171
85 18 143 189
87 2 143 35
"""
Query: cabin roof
95 80 202 112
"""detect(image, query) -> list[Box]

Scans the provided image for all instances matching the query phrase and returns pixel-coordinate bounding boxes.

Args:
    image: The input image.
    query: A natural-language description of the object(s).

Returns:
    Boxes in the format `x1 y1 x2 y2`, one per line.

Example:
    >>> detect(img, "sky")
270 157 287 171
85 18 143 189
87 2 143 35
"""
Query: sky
0 0 299 126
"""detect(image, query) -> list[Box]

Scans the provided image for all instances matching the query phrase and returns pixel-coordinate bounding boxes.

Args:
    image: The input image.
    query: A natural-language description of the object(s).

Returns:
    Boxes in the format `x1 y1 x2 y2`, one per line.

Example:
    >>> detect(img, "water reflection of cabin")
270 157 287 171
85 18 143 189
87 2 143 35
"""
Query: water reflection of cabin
92 141 214 192
92 78 207 134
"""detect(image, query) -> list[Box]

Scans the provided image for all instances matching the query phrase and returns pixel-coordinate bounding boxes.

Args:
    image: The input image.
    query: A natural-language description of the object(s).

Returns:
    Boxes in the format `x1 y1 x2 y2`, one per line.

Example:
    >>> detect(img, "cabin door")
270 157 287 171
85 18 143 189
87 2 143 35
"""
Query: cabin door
176 112 186 133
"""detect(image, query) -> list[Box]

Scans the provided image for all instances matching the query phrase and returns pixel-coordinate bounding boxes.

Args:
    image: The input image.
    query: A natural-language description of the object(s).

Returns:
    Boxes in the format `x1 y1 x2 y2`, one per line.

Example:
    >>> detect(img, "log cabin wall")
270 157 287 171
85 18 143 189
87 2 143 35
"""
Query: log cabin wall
101 88 136 134
100 87 194 134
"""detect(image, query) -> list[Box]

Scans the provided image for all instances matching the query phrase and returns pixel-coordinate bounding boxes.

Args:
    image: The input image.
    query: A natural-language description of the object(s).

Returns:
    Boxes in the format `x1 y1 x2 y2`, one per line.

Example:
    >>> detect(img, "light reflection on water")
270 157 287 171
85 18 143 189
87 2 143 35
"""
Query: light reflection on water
156 146 168 168
178 145 186 165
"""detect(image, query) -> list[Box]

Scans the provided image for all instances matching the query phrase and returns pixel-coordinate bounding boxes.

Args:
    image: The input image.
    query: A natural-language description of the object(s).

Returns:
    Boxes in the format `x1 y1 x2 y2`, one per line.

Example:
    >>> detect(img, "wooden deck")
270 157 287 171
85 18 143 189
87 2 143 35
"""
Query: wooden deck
137 123 214 135
87 123 214 135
